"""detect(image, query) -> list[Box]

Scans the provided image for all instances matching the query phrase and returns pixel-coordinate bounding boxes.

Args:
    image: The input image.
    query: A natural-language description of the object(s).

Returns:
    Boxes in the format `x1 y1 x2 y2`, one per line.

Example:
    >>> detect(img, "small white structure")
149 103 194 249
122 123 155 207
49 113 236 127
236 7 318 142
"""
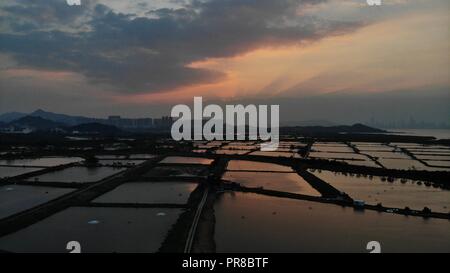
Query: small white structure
353 200 365 208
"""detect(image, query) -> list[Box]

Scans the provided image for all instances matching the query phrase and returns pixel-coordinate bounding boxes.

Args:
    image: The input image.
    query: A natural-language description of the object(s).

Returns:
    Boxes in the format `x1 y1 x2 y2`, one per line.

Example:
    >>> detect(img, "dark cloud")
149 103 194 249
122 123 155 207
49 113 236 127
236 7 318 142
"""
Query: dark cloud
1 0 96 30
0 0 361 93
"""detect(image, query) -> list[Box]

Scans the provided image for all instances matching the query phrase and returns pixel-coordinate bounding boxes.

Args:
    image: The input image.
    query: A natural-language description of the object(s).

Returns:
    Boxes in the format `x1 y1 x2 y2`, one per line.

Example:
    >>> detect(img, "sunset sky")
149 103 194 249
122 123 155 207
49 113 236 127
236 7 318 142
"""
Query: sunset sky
0 0 448 124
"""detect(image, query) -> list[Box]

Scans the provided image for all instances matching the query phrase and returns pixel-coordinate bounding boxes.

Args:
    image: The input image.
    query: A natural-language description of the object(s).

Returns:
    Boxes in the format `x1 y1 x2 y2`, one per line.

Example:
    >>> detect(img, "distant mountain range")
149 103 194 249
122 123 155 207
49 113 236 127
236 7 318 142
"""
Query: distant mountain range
0 111 28 123
280 119 337 127
1 109 340 127
9 116 66 131
0 109 101 126
1 114 121 134
0 109 385 135
0 109 172 131
280 123 386 135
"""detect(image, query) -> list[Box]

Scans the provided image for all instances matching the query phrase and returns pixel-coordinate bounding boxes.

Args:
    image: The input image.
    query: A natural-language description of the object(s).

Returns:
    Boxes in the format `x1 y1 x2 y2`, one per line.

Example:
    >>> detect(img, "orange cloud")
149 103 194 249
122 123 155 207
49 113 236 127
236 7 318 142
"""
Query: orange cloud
112 9 449 104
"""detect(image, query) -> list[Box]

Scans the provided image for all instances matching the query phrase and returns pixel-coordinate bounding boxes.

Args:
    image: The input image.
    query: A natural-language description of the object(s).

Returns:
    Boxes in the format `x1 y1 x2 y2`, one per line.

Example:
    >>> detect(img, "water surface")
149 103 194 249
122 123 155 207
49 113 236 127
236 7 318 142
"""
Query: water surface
0 207 182 253
0 185 73 219
250 151 300 158
308 152 368 160
312 170 450 212
378 158 446 171
26 166 125 183
0 157 83 167
214 192 450 253
222 171 320 196
0 166 43 179
144 165 209 177
227 160 292 172
159 156 213 165
94 182 197 204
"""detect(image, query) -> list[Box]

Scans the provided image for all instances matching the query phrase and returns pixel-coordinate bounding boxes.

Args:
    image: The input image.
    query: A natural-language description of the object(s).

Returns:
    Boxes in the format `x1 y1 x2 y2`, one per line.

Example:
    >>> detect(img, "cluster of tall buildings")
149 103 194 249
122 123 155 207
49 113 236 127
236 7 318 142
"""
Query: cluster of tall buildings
106 115 173 130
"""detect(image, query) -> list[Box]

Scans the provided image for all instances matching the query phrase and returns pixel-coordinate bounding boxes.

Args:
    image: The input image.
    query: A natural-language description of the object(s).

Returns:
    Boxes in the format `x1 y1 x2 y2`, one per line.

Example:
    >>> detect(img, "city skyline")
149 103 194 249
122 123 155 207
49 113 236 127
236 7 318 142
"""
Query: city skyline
0 0 449 125
1 1 450 257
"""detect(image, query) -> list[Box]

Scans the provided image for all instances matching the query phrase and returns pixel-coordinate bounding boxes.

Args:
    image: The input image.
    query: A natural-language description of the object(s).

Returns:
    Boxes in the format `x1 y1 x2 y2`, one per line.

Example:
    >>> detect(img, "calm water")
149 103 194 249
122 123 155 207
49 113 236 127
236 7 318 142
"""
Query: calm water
311 145 354 153
414 154 450 160
222 144 257 150
352 146 450 171
250 151 300 158
0 157 83 167
0 207 182 253
214 192 450 253
26 166 125 183
386 129 450 140
96 155 154 160
222 171 320 196
215 150 249 155
312 170 450 213
227 160 292 172
98 159 145 166
426 160 450 167
333 159 380 168
0 166 43 179
226 141 256 146
96 155 127 159
93 182 198 204
0 185 73 219
128 154 156 159
393 144 450 151
354 144 394 152
361 150 409 159
410 150 450 154
377 158 447 171
144 165 209 177
159 156 213 165
308 152 368 160
314 142 348 146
